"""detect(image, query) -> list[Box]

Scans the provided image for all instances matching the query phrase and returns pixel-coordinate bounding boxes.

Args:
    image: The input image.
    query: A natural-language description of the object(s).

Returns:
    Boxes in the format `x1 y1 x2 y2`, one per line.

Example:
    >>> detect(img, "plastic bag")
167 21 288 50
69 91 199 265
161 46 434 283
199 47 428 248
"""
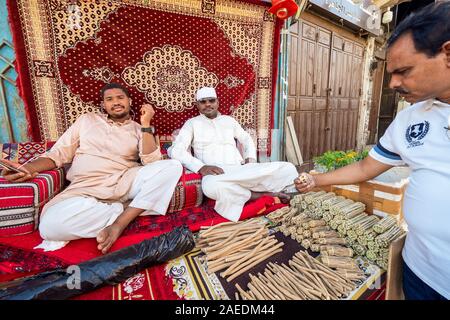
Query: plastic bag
0 225 195 300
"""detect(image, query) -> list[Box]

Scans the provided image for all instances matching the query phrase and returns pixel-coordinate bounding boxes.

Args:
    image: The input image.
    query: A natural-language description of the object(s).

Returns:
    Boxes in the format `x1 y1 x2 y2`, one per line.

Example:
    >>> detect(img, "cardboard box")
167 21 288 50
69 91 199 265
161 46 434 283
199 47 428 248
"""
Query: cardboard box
386 233 406 300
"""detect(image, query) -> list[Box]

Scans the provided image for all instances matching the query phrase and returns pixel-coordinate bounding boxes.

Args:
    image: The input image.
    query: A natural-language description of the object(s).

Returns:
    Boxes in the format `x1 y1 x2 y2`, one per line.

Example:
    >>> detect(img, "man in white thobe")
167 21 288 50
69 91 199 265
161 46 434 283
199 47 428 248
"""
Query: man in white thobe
168 87 298 221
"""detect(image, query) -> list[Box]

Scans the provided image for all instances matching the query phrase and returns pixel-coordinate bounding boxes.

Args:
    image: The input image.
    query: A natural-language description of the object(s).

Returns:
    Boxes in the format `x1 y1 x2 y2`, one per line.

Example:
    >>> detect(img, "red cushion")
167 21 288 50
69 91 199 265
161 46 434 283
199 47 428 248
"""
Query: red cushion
167 168 203 214
1 141 56 164
0 169 66 237
0 140 203 236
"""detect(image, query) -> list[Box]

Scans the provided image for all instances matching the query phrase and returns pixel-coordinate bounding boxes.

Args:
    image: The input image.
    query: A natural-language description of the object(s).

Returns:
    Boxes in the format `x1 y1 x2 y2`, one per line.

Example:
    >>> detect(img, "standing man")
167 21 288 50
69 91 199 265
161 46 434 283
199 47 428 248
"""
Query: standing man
168 87 298 222
295 2 450 300
1 83 183 253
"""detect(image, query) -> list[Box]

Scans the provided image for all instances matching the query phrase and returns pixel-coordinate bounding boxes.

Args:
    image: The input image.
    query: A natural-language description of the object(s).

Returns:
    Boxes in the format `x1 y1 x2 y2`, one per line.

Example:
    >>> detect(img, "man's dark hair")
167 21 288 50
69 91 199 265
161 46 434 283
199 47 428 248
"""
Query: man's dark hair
387 1 450 57
100 83 130 100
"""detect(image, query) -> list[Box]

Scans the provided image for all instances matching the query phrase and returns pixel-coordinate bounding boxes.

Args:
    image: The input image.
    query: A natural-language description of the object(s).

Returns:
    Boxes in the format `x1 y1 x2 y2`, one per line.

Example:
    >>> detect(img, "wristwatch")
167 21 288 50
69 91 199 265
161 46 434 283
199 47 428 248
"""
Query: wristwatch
141 126 156 134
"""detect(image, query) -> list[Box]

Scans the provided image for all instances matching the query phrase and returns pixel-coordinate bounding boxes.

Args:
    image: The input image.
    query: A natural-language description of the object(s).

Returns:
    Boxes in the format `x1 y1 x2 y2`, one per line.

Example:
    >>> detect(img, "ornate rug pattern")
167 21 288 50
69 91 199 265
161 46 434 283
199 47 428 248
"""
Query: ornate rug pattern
8 0 282 157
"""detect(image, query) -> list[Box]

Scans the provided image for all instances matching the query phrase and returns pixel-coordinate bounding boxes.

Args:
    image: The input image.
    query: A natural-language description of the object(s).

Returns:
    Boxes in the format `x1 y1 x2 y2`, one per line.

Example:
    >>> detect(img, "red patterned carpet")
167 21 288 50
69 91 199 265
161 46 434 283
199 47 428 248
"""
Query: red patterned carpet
0 197 285 299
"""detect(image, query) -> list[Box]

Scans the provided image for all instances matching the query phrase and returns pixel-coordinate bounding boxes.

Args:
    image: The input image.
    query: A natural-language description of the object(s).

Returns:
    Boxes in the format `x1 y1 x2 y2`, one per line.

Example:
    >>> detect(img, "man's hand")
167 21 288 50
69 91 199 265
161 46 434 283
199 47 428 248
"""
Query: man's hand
199 165 224 176
294 172 316 193
244 158 257 164
1 159 38 183
140 104 155 127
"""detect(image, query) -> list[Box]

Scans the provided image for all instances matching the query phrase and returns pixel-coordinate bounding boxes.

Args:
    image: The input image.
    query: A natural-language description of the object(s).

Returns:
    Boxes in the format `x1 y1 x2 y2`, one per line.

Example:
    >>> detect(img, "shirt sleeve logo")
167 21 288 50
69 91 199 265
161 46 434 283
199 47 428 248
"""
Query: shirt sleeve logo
405 121 429 148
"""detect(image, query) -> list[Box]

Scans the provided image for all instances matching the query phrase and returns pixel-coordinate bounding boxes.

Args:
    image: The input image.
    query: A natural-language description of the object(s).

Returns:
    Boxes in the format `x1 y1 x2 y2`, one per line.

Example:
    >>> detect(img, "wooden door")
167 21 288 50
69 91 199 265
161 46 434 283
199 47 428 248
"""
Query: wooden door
367 59 386 144
288 20 331 164
378 70 399 139
288 16 364 165
328 35 363 152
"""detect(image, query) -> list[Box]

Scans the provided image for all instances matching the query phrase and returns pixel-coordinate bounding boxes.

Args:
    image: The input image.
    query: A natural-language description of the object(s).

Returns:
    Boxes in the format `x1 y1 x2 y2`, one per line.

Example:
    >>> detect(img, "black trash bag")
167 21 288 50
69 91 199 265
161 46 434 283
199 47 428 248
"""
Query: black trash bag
0 225 195 300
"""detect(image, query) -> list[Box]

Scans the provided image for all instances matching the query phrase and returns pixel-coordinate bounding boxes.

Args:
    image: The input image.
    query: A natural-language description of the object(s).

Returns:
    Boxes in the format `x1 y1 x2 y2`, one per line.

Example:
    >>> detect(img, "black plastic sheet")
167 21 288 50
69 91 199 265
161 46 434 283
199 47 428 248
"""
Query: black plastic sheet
0 225 195 300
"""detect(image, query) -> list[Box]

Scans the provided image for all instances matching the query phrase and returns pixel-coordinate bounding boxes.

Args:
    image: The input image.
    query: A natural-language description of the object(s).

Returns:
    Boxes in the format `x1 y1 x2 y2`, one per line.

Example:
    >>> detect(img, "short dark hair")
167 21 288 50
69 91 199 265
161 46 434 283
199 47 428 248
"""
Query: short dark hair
100 83 130 100
387 2 450 57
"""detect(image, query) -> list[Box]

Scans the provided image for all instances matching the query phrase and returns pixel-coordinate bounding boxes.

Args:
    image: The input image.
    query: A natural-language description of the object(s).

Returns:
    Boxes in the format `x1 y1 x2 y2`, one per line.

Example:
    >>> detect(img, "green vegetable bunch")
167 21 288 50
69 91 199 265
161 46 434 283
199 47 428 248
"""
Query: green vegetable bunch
313 149 369 172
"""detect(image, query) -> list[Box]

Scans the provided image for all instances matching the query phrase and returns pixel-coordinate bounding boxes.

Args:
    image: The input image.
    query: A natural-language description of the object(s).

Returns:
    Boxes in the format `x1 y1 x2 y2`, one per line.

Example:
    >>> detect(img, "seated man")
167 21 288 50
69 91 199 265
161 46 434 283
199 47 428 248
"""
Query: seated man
168 87 298 221
1 83 182 253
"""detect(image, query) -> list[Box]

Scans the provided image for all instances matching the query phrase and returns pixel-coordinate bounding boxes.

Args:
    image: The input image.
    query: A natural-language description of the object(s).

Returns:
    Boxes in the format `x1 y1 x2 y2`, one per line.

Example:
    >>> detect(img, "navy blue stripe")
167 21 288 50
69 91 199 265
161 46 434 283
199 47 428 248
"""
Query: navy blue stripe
373 143 402 160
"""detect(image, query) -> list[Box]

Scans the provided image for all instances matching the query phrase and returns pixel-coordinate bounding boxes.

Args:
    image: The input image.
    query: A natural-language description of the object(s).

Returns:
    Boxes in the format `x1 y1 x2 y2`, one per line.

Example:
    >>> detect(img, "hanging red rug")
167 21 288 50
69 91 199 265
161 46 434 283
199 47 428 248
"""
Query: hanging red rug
7 0 282 157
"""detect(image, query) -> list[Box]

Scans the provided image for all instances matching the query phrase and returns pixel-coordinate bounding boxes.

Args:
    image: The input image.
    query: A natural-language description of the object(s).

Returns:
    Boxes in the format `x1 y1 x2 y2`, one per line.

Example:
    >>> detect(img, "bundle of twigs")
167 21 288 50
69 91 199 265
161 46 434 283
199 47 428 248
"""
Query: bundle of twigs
197 220 284 282
235 251 364 300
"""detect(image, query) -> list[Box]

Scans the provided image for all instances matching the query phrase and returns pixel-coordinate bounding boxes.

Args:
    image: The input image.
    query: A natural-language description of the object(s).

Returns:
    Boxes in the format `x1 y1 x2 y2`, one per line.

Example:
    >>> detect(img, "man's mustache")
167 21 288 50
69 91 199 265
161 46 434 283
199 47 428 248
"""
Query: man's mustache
395 87 410 95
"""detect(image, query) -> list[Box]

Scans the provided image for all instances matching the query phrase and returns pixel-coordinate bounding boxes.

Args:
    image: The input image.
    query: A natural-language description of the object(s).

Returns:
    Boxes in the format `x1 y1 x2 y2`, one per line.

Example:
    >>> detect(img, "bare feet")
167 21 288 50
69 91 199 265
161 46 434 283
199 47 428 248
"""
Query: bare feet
96 223 124 254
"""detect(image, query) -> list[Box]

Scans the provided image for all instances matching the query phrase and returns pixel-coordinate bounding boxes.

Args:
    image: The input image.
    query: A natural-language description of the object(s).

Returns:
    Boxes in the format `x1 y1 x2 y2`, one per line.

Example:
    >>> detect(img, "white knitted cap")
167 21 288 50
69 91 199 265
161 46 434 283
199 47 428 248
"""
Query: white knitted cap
196 87 217 101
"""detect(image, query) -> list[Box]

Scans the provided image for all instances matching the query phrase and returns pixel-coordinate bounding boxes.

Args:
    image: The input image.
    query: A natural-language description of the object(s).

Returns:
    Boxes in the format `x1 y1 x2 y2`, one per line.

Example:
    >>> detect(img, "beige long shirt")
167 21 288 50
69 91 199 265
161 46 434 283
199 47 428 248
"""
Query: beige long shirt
41 112 162 213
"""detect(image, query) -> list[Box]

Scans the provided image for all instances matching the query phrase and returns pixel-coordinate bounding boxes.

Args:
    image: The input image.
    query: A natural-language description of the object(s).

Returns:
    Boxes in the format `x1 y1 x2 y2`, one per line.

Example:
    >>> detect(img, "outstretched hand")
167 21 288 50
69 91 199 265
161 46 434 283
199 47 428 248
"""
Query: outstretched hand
294 172 316 193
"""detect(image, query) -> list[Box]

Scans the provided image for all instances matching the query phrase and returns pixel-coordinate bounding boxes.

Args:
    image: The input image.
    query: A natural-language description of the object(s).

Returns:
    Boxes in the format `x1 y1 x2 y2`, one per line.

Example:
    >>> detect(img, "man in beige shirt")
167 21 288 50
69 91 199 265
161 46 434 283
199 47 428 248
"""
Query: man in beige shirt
1 83 183 253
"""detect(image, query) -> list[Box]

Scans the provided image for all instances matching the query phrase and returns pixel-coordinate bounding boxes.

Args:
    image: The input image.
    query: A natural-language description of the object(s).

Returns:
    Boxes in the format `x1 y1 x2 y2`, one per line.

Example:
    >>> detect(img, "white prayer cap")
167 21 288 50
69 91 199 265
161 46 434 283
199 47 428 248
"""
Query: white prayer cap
196 87 217 101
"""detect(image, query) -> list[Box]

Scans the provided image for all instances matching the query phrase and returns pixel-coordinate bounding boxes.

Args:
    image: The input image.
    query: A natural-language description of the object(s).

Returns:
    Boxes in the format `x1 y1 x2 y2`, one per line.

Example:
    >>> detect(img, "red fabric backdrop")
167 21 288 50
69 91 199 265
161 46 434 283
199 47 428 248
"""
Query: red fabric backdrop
8 0 282 157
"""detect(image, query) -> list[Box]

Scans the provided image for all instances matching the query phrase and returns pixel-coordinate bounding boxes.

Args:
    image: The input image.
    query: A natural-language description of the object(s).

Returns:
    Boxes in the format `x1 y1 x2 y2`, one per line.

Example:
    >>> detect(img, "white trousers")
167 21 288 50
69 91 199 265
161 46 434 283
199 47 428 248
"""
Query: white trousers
201 161 298 222
36 159 183 251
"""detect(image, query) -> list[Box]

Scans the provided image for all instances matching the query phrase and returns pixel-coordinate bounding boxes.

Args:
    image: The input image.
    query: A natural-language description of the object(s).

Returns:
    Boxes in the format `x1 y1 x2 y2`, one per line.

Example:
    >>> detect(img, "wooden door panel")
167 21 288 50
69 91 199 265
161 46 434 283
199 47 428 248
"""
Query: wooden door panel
351 56 362 98
346 111 353 150
339 98 350 110
329 50 338 98
350 110 358 149
316 44 330 97
350 99 359 110
315 98 327 111
341 111 349 150
328 96 338 110
354 44 364 57
289 36 298 96
329 110 338 151
318 110 327 155
311 112 321 157
298 111 313 161
318 28 331 46
287 97 296 111
333 34 343 50
344 54 353 98
344 40 353 53
299 39 315 96
333 50 343 97
368 60 385 144
333 110 341 151
302 21 316 41
299 98 313 111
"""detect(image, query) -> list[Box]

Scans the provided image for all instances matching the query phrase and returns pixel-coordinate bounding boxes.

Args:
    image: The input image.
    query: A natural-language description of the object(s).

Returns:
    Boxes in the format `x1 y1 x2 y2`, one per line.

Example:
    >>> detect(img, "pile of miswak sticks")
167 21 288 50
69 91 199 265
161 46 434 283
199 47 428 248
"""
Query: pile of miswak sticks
234 251 365 300
197 220 284 282
267 199 359 272
270 191 406 270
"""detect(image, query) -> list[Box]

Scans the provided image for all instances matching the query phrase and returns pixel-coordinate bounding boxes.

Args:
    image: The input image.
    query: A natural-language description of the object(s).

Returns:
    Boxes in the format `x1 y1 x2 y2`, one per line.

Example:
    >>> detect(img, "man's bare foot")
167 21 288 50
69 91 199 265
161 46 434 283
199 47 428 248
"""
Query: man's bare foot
97 223 124 254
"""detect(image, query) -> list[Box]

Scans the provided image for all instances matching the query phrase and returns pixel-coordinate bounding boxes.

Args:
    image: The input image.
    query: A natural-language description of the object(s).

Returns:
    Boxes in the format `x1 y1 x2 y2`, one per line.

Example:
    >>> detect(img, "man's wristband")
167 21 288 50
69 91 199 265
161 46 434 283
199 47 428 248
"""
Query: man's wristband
141 126 156 134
